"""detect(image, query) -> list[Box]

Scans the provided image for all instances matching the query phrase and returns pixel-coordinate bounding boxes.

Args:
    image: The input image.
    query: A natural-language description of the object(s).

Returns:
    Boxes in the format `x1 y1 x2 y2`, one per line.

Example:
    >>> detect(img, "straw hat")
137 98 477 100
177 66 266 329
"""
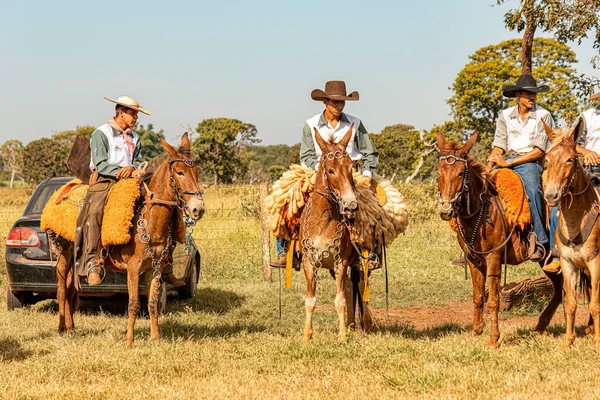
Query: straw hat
103 95 151 115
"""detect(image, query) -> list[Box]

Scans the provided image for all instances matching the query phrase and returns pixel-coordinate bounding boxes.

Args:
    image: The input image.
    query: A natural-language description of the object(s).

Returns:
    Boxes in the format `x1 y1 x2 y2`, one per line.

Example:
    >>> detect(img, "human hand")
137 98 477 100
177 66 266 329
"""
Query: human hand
116 166 135 179
487 153 508 167
132 169 145 179
583 150 600 167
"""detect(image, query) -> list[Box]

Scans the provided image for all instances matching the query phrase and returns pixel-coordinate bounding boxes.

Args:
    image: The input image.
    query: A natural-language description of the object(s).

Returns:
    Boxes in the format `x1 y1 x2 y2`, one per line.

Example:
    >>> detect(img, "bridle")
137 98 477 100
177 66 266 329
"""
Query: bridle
316 150 358 214
438 154 473 215
168 158 204 216
557 157 591 200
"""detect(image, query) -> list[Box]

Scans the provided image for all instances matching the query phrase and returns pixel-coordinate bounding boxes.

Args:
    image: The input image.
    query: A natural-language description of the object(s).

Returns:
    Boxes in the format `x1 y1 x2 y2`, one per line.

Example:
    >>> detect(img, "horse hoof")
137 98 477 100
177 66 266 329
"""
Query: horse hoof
561 341 574 349
585 326 595 336
302 335 311 343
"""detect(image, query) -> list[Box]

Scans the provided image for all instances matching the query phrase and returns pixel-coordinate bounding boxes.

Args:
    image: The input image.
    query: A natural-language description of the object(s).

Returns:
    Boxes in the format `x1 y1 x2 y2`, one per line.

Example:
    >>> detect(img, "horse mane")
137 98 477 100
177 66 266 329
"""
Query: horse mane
141 143 192 183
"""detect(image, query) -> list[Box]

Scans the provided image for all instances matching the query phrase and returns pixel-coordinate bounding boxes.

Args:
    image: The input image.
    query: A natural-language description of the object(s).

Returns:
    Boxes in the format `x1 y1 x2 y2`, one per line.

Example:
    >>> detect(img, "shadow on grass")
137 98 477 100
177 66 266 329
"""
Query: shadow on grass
0 338 34 362
378 322 468 340
169 287 246 315
159 320 267 340
515 324 592 338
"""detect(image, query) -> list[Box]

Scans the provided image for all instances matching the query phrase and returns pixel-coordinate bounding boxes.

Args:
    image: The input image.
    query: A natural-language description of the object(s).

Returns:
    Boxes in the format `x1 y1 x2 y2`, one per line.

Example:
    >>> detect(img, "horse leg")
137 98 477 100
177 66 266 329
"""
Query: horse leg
350 266 363 329
586 278 595 336
485 254 501 347
535 267 564 333
302 260 317 342
64 254 78 332
56 252 69 333
334 264 348 341
343 272 355 330
148 276 161 340
468 258 486 336
360 269 373 333
561 260 578 348
126 265 141 346
589 261 600 350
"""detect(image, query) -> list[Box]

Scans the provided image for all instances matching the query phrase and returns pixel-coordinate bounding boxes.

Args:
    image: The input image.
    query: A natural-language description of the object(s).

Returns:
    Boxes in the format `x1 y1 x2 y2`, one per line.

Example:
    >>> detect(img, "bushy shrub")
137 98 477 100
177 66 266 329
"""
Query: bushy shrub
395 180 438 223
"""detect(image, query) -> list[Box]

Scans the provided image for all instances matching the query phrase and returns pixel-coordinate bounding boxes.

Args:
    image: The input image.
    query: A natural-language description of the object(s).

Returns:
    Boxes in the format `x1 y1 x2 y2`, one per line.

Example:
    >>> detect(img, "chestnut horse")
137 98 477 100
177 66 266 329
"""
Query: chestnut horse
543 119 599 348
436 132 563 346
299 123 371 341
54 134 205 345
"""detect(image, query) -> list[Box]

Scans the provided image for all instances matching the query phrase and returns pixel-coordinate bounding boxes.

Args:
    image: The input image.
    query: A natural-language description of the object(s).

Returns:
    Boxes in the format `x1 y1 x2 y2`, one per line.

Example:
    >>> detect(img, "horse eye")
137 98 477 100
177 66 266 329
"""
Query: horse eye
328 169 335 175
177 171 185 177
458 171 464 177
566 158 574 164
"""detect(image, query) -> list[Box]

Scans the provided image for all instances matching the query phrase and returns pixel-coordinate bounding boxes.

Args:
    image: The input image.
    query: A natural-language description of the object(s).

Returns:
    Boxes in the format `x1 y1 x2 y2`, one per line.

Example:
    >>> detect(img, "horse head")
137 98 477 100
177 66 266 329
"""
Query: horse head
542 118 584 207
314 123 358 218
435 131 478 221
160 133 206 220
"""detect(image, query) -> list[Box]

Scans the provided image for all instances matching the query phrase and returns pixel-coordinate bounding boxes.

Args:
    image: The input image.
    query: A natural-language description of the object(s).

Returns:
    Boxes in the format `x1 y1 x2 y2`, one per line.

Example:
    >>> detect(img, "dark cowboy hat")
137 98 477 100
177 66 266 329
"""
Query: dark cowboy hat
502 74 549 98
311 81 359 101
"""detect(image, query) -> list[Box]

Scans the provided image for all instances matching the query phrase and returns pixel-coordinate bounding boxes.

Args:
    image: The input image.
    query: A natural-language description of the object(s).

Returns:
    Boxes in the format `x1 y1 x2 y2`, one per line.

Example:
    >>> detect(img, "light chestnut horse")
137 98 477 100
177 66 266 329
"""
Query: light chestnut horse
54 134 205 345
543 119 599 348
436 132 563 347
299 124 371 341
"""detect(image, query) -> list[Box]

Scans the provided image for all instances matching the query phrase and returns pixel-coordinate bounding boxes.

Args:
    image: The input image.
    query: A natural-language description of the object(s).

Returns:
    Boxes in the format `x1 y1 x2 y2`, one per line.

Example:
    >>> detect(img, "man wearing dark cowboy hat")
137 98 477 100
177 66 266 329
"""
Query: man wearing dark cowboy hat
487 74 556 263
74 96 185 288
271 80 379 268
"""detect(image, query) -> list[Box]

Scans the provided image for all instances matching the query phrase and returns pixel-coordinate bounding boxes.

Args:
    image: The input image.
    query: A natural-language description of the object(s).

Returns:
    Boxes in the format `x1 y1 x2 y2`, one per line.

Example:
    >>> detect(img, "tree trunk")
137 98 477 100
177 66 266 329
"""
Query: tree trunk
213 172 218 187
521 0 536 75
10 168 15 188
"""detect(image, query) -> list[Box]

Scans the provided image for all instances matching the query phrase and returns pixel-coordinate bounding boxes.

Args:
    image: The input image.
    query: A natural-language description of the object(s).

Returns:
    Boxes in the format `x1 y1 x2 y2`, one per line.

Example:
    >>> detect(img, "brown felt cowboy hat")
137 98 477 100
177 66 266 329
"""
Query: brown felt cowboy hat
502 74 549 98
103 95 151 115
311 81 359 101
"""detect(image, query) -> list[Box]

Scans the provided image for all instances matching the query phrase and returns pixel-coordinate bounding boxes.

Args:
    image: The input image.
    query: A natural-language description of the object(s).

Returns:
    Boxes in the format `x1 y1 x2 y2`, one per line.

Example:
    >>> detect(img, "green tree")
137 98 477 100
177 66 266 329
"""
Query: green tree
22 138 70 183
497 0 600 72
266 165 287 182
0 140 24 188
193 118 261 185
135 123 166 162
447 38 592 145
51 125 95 148
371 124 426 182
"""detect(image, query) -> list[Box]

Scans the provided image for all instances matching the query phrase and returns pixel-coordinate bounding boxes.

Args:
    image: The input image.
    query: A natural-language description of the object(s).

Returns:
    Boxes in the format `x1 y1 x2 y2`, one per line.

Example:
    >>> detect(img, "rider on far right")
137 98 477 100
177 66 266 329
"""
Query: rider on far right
486 74 558 265
572 88 600 192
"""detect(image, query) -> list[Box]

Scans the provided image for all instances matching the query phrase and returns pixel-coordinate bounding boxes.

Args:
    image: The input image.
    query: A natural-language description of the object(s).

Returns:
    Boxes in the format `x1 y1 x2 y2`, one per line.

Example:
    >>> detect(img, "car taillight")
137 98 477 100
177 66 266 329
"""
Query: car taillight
6 227 41 248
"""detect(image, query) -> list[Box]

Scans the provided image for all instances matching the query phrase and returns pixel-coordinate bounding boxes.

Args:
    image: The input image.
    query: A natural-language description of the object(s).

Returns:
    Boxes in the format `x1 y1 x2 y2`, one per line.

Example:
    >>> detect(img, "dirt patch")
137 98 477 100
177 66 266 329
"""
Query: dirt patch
369 301 591 331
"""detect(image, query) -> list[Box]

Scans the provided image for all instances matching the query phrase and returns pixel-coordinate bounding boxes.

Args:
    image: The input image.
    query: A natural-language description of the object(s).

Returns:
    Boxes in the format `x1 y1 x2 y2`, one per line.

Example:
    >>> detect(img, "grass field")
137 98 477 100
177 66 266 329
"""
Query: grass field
1 184 600 399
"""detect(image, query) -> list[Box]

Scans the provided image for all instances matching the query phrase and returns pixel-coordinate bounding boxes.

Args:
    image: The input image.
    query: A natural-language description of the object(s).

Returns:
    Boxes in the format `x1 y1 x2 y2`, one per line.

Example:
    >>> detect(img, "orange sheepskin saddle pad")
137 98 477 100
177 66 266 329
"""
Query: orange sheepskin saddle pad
40 178 141 246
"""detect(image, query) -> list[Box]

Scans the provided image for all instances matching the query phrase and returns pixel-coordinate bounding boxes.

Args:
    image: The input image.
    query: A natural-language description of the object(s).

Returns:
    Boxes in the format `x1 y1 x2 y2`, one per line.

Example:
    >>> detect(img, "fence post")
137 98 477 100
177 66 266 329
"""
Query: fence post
260 182 272 282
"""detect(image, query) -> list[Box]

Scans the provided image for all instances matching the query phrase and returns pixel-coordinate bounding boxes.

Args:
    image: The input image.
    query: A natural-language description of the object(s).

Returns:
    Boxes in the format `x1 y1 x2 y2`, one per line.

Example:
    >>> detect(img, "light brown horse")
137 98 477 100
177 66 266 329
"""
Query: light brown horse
436 132 563 346
543 119 600 348
299 124 371 341
54 134 205 345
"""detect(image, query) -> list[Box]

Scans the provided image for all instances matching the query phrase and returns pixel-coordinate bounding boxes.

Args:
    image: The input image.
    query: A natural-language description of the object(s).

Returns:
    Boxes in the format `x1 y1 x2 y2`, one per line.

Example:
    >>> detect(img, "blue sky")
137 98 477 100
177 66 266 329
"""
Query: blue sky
1 0 597 145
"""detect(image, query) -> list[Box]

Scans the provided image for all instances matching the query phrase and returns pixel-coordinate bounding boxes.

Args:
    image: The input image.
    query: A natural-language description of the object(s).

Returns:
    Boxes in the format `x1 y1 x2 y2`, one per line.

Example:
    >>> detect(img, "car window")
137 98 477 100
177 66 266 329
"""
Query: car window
24 182 67 216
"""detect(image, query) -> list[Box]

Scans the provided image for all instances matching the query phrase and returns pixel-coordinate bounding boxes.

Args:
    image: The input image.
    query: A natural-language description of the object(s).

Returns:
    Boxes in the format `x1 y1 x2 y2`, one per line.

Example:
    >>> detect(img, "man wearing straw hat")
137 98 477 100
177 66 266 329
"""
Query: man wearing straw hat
271 80 379 268
74 96 183 287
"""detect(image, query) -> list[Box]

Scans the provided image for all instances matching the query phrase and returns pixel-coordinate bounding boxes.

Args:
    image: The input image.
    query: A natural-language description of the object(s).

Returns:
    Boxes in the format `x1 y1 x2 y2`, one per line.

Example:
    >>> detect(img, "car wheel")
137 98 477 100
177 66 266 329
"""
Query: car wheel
6 287 26 310
178 257 198 299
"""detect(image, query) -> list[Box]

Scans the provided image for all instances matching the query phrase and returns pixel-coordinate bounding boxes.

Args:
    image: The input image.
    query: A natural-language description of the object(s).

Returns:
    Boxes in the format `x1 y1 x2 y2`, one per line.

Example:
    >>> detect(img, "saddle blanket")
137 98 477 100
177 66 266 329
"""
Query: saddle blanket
41 178 141 246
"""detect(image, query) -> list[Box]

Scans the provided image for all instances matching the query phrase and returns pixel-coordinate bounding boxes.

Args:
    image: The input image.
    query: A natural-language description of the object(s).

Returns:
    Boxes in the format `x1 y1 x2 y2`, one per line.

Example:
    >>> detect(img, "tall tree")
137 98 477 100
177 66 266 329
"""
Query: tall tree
497 0 600 73
135 123 166 162
193 118 260 185
22 138 70 183
448 38 592 145
0 140 24 188
51 125 95 148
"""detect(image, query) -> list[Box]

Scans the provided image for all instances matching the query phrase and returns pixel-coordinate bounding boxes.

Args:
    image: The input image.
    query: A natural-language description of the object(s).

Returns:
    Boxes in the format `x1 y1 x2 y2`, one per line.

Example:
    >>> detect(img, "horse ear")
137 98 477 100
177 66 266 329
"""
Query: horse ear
178 132 192 158
541 120 556 142
313 127 329 152
337 123 355 150
160 137 177 156
436 131 448 154
457 132 478 157
569 116 585 143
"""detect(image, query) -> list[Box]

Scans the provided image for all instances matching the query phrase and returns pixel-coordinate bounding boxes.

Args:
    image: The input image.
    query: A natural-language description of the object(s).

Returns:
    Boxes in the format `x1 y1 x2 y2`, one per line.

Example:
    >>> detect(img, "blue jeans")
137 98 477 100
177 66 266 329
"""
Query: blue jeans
276 237 287 257
511 160 548 245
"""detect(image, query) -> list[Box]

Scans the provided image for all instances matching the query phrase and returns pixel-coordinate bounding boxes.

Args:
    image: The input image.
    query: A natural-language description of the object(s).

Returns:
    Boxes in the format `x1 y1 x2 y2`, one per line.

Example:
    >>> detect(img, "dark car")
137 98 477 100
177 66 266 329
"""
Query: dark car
5 177 200 312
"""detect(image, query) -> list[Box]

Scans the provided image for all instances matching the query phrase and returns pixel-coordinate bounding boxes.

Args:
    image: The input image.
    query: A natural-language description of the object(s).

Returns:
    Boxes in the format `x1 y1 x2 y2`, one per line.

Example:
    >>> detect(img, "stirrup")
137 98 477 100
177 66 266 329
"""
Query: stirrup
86 262 106 282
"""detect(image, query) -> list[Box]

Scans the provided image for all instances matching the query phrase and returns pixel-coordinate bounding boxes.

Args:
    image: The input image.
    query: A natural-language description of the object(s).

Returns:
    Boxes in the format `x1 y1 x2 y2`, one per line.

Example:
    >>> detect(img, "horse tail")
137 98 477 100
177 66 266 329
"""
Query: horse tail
351 265 364 328
578 269 591 304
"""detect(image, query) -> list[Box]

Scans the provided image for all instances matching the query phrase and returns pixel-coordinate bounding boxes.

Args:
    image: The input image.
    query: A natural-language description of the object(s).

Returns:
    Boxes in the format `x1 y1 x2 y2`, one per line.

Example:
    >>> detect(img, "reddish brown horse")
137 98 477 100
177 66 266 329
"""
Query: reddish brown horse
436 132 563 346
299 124 371 341
543 119 599 348
54 134 205 345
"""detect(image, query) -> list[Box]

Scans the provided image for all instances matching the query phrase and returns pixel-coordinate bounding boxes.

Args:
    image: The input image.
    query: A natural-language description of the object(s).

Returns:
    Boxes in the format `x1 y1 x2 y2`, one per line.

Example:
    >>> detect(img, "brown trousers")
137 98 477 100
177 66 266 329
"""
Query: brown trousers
73 171 115 287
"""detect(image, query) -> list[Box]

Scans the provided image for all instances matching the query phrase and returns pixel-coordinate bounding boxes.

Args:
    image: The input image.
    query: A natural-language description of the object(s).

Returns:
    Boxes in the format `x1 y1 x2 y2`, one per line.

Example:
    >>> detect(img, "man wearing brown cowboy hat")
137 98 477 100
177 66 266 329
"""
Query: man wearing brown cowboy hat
74 96 185 288
487 74 557 263
271 80 379 267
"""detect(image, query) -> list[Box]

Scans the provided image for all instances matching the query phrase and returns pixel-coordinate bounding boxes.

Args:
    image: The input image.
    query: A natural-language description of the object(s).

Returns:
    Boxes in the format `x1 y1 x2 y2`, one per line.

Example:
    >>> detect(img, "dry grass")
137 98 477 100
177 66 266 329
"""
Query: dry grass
1 185 599 399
